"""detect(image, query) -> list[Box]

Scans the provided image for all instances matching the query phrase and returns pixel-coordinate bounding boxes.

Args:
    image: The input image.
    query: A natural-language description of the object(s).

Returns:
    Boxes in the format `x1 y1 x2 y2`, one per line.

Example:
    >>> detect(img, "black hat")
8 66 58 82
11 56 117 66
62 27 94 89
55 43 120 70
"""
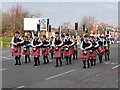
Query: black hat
15 31 20 34
43 35 46 38
25 36 28 38
51 36 53 38
106 35 109 37
34 33 38 37
91 36 94 38
74 36 76 38
83 34 88 37
55 32 59 35
61 34 64 38
66 34 69 36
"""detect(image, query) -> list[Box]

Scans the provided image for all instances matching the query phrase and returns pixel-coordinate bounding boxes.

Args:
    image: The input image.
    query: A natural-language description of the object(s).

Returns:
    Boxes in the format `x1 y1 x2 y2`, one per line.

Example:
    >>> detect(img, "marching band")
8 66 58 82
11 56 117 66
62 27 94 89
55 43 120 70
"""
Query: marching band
11 31 111 68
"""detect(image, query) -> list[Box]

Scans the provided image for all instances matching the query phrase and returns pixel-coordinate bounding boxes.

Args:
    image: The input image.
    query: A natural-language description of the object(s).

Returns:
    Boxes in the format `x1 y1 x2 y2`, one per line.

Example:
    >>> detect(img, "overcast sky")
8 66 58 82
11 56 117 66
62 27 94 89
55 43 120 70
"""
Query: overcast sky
2 2 118 28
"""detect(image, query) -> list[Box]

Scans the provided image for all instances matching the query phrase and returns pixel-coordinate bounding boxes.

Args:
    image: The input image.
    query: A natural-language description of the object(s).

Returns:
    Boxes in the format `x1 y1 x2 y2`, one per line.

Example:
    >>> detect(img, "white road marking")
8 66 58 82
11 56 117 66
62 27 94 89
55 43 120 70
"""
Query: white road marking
46 69 76 80
0 68 8 71
16 85 25 89
2 57 11 59
112 65 120 69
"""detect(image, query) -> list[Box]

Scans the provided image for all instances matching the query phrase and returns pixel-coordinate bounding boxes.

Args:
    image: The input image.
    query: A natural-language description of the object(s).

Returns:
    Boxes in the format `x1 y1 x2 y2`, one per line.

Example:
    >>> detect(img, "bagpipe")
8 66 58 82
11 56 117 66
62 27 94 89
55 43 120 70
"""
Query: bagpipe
23 40 31 52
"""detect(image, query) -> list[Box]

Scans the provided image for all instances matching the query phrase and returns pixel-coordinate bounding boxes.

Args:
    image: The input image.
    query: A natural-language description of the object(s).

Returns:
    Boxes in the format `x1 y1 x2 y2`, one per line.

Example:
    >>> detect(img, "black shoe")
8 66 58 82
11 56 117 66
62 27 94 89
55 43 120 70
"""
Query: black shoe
70 62 71 64
66 63 68 65
15 63 18 65
18 63 21 65
88 66 90 68
34 64 37 66
43 62 46 64
47 60 49 64
29 60 31 62
55 65 59 67
83 66 86 69
25 62 27 63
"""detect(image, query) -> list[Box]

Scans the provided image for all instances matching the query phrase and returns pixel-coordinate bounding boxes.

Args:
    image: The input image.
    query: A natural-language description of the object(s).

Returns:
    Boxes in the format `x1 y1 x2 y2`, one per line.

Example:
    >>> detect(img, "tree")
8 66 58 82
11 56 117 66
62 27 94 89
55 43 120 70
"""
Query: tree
2 4 41 37
80 16 97 36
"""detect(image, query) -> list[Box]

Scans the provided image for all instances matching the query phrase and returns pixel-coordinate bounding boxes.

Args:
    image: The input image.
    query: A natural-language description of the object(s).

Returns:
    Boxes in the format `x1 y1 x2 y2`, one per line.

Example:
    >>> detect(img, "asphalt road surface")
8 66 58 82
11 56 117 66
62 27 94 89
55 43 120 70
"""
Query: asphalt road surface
1 44 119 89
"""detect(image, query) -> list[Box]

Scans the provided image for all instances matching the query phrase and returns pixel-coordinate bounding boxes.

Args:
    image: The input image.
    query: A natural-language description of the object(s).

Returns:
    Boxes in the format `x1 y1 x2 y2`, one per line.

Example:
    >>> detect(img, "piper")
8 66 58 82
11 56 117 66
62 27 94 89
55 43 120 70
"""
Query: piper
23 36 31 63
31 33 43 66
51 32 63 67
63 34 75 65
11 31 24 65
80 35 92 68
42 35 50 64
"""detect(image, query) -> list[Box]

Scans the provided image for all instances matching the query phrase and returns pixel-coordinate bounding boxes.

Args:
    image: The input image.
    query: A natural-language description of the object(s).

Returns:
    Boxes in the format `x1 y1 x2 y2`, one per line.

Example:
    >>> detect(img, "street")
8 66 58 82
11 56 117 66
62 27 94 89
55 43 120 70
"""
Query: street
1 44 119 89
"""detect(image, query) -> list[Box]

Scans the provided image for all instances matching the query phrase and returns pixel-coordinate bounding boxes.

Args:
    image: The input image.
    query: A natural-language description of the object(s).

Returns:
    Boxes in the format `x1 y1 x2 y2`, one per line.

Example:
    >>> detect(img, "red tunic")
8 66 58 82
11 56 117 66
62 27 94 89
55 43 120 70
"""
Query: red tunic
89 50 98 58
104 47 110 54
23 47 30 55
80 50 89 60
42 47 49 55
12 46 21 57
31 48 40 56
54 47 61 58
64 47 72 57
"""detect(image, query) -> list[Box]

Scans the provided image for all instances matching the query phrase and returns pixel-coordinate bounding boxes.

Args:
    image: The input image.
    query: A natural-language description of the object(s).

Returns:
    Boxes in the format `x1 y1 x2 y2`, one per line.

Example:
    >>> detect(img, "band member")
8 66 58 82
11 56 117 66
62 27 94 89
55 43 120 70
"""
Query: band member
103 35 111 61
11 31 24 65
80 35 92 68
31 33 43 66
72 36 78 60
61 34 65 59
42 35 50 64
23 36 31 63
51 32 63 67
63 34 74 65
89 36 99 66
49 36 54 59
97 36 104 63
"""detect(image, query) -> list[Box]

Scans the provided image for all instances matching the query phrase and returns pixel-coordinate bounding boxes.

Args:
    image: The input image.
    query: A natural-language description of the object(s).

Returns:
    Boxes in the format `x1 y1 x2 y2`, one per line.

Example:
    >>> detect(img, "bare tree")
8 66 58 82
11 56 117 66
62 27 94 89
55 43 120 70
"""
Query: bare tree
2 4 41 37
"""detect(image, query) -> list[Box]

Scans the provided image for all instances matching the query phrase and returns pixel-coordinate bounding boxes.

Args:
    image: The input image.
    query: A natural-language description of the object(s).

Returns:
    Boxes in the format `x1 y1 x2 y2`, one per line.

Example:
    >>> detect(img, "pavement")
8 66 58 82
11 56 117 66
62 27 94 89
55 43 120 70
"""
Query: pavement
1 44 119 89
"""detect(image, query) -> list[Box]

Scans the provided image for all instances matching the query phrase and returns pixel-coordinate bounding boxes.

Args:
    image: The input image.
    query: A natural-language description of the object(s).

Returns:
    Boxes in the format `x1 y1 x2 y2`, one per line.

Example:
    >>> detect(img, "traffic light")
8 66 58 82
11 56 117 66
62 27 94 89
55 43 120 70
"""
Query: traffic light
75 23 78 30
47 19 49 31
86 28 88 34
37 24 40 32
83 24 85 32
107 30 109 34
49 25 51 32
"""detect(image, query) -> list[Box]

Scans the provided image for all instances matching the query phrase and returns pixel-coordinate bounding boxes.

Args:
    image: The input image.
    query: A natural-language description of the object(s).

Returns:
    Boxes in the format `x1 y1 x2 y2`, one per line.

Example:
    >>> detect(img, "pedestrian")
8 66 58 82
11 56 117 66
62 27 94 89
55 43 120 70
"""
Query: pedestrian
31 33 43 66
23 36 31 63
11 31 24 65
63 34 75 65
103 35 111 61
42 35 50 64
89 36 99 66
49 36 54 59
80 34 92 68
51 32 63 67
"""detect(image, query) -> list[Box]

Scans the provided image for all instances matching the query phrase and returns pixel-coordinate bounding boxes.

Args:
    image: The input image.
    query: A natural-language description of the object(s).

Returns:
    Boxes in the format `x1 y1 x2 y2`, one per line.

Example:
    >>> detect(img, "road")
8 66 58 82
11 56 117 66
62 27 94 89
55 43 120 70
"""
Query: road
1 44 119 89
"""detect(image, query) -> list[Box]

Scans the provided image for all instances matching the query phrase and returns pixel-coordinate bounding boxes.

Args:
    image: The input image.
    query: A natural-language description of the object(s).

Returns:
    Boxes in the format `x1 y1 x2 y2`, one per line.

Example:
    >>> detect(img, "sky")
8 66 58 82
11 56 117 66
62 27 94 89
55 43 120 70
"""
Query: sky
2 2 118 28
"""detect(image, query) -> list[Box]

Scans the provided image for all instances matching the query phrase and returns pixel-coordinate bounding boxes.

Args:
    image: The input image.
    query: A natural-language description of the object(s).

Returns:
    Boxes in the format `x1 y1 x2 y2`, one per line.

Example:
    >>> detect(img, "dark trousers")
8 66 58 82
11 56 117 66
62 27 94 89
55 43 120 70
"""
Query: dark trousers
51 53 54 59
43 55 49 64
83 60 90 68
55 58 62 67
15 56 21 65
25 55 31 63
65 56 71 65
105 53 110 60
34 56 40 66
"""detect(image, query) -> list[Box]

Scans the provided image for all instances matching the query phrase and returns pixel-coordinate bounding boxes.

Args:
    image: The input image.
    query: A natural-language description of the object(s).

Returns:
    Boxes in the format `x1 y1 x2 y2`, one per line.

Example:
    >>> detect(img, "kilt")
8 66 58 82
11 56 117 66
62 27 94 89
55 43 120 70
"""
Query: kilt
64 47 71 57
31 48 40 56
42 47 49 55
89 50 98 58
49 47 54 53
23 47 30 55
54 48 61 58
80 50 89 60
98 47 104 56
12 46 21 57
73 47 78 54
104 47 110 54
